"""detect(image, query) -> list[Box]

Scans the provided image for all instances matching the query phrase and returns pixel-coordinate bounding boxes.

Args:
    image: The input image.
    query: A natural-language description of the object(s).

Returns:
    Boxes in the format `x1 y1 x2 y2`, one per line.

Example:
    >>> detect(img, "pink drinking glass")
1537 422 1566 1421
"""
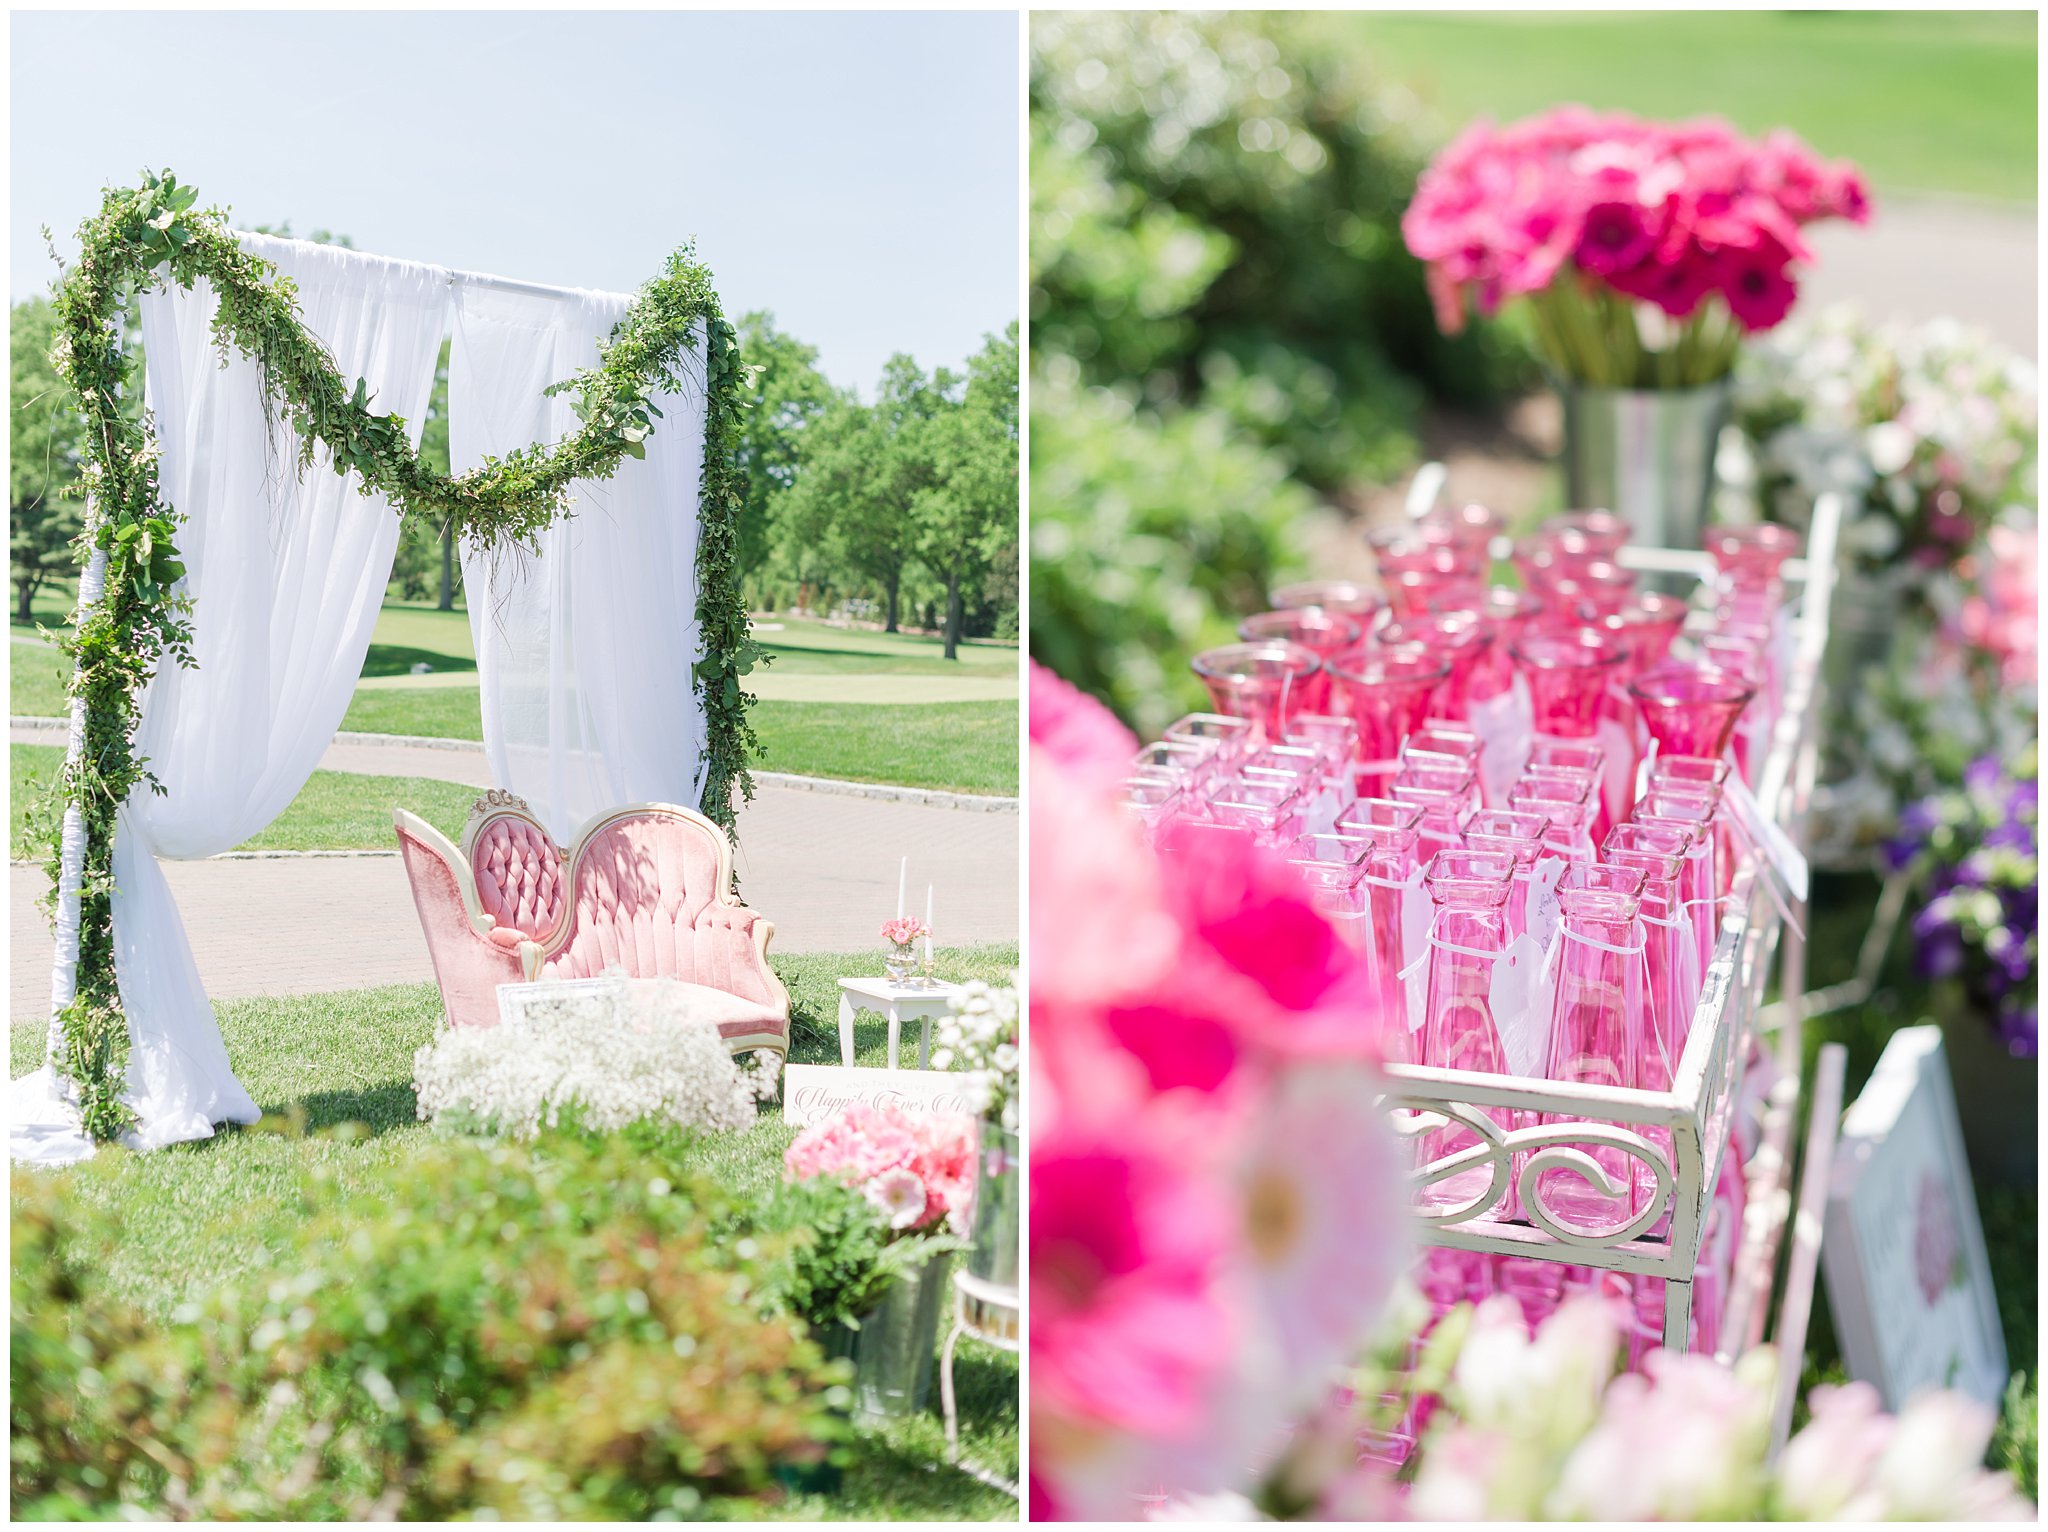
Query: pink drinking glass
1239 610 1365 715
1381 612 1492 722
1190 641 1320 745
1164 712 1253 771
1538 863 1649 1232
1629 660 1756 762
1417 848 1517 1213
1327 649 1450 799
1269 579 1388 626
1510 627 1625 739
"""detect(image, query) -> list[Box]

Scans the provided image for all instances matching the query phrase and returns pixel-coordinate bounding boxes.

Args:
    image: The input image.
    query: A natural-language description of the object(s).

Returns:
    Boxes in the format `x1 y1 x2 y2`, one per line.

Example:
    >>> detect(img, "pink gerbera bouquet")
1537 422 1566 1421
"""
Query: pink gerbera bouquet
785 1102 976 1236
1403 106 1871 387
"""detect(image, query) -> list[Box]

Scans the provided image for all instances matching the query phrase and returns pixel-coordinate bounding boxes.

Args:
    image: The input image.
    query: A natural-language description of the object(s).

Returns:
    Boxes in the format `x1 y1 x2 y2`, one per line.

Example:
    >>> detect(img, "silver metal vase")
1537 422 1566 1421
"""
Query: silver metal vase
1562 381 1731 552
852 1252 952 1418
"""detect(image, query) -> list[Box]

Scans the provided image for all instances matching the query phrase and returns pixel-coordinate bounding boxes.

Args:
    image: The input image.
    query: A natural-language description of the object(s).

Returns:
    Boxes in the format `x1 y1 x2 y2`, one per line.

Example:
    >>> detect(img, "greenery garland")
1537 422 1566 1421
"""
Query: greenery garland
38 170 760 1141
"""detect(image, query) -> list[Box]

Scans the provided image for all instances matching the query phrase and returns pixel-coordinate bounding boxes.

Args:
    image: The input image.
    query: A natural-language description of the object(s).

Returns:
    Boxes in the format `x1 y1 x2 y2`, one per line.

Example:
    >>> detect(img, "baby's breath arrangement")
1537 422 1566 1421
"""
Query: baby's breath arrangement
412 979 770 1138
926 979 1020 1134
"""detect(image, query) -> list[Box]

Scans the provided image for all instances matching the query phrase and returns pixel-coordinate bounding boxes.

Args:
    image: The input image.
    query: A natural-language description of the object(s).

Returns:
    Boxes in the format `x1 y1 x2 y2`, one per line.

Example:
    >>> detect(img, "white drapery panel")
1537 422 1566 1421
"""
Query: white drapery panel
452 282 708 842
11 233 450 1165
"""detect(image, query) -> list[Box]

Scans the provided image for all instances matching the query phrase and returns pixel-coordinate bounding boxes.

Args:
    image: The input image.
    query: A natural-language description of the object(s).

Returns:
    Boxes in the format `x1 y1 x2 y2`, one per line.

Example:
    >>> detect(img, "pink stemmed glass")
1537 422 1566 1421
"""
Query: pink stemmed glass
1381 612 1491 723
1510 627 1624 739
1269 579 1387 625
1327 649 1450 799
1239 609 1365 715
1190 641 1320 745
1629 660 1756 763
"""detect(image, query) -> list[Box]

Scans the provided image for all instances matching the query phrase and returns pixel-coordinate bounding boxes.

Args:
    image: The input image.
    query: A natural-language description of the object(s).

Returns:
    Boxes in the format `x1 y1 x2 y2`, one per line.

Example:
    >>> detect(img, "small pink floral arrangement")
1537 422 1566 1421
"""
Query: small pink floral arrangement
879 916 929 949
1403 106 1871 387
785 1102 976 1236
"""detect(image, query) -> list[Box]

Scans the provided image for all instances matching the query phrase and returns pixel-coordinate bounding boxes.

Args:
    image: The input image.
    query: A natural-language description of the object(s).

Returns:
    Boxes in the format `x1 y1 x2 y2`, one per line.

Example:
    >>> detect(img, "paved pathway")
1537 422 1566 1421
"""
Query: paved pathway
10 734 1017 1020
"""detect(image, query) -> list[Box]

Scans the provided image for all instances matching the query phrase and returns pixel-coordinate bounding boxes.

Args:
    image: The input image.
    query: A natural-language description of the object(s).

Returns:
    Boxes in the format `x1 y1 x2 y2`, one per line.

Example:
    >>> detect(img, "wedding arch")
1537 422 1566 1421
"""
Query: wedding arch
22 171 760 1155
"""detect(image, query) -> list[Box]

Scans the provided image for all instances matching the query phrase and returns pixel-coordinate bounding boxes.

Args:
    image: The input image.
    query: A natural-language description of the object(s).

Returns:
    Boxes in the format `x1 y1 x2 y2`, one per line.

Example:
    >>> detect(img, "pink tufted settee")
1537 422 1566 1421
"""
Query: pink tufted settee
394 792 791 1062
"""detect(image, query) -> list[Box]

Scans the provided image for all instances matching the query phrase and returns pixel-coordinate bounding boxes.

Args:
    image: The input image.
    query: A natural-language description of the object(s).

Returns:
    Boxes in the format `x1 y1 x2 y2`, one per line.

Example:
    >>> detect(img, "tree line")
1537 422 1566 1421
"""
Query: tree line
12 279 1018 660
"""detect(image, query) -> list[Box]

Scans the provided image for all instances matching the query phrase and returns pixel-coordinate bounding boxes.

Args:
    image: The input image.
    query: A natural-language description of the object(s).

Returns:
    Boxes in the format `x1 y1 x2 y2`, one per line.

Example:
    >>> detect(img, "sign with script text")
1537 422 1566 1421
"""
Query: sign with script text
782 1064 981 1128
1821 1026 2006 1410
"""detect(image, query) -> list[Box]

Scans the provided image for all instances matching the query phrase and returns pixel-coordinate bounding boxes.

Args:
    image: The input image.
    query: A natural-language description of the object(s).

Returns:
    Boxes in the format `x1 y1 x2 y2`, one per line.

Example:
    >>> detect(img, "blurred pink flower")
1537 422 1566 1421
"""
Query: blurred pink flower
1715 237 1800 331
1031 661 1138 790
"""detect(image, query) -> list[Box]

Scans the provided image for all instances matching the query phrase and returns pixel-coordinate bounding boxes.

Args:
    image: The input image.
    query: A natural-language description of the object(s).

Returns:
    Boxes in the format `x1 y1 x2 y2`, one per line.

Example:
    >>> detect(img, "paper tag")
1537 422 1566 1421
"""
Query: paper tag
1525 856 1567 956
1469 678 1532 808
1401 867 1431 1035
1722 771 1809 905
1488 931 1555 1078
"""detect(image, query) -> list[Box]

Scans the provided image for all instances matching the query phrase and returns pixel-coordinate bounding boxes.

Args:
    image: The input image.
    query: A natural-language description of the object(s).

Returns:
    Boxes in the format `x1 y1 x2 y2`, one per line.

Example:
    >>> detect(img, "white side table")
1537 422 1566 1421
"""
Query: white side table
834 977 965 1069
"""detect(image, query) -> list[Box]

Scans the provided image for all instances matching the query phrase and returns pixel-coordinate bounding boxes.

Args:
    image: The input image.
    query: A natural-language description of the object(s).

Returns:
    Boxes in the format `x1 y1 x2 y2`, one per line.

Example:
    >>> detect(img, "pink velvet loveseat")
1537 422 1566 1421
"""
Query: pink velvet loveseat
394 791 791 1062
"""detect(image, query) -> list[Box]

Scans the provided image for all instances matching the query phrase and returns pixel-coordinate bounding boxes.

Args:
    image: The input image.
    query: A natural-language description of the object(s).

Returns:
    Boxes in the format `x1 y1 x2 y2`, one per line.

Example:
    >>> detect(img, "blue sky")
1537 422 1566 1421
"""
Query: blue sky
10 11 1018 393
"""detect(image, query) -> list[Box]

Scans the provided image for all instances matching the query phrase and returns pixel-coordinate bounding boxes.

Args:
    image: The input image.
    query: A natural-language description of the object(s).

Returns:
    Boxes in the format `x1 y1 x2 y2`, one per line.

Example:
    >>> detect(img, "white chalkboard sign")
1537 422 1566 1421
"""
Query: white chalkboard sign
782 1064 982 1128
1821 1026 2007 1410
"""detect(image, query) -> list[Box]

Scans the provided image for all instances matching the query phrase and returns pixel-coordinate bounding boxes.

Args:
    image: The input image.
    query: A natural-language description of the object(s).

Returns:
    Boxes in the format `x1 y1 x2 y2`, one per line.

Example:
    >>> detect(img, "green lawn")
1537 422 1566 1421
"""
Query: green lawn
13 605 1019 796
1337 10 2037 204
337 687 1018 797
11 743 476 857
8 943 1020 1519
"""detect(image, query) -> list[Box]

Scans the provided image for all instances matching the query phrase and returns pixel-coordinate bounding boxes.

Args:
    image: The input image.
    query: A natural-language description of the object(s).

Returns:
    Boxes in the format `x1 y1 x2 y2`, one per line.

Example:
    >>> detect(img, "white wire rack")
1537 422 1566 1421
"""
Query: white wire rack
1379 492 1845 1369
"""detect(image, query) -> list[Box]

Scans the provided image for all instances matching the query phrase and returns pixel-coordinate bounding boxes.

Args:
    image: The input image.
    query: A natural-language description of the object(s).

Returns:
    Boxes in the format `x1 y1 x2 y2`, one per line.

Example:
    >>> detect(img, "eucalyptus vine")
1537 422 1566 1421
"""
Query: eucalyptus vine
39 170 760 1140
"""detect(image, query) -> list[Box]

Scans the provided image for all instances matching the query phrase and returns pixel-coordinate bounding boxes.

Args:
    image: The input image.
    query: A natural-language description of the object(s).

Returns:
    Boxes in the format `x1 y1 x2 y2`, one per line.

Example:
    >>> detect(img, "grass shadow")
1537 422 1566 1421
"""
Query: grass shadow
361 642 477 679
257 1081 421 1138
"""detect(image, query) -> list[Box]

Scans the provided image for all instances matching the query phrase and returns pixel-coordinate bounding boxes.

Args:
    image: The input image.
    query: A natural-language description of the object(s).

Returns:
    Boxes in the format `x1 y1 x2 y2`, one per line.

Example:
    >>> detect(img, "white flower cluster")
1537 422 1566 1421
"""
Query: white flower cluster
412 977 766 1138
925 978 1020 1134
1730 303 2037 563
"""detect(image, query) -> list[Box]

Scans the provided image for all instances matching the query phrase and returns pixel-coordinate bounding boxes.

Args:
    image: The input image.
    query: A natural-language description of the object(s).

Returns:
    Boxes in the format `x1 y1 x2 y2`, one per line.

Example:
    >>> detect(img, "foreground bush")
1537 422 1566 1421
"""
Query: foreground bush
12 1133 847 1519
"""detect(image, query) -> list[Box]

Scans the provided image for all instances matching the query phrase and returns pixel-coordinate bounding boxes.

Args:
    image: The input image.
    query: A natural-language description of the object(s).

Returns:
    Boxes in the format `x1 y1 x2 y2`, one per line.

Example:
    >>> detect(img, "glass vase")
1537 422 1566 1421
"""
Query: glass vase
1190 641 1321 746
1327 650 1450 800
1417 849 1517 1213
1629 660 1757 763
1537 864 1649 1233
968 1121 1020 1292
1239 610 1364 716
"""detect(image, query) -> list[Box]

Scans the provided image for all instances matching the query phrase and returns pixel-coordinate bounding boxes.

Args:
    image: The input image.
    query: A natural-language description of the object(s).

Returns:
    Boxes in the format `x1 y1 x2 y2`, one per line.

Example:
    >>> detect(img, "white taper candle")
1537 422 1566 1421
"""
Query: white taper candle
925 884 934 962
898 856 907 919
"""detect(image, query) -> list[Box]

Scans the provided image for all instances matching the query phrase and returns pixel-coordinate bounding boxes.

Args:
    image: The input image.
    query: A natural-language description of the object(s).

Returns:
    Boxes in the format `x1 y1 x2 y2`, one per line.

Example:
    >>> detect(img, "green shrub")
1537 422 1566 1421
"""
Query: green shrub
12 1133 848 1520
738 1174 949 1336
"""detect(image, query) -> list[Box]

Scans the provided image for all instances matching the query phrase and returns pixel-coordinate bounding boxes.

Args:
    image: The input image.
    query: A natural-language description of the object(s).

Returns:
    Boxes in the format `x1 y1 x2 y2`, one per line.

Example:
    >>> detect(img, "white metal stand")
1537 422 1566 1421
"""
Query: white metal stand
939 1268 1020 1499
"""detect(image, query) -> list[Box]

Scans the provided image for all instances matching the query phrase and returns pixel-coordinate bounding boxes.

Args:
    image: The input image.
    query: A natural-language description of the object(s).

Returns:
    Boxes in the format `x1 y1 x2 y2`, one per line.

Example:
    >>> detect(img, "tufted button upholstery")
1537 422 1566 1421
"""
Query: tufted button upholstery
472 815 565 946
540 811 785 1038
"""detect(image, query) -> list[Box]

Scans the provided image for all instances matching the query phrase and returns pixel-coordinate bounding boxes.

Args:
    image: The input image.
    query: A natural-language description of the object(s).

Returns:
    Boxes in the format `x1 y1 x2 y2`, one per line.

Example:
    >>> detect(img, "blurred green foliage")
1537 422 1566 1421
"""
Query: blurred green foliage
1028 12 1526 729
12 1132 848 1519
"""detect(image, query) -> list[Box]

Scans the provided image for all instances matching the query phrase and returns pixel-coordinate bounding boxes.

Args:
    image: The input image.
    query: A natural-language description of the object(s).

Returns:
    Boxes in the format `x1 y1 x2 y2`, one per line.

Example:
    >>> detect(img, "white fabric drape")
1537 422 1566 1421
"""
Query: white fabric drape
11 233 450 1165
452 282 708 842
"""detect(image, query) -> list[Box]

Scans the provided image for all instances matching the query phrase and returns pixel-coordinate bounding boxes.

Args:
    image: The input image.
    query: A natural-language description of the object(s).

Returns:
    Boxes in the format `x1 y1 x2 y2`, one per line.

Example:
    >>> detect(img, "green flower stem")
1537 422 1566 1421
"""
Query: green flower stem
38 172 758 1140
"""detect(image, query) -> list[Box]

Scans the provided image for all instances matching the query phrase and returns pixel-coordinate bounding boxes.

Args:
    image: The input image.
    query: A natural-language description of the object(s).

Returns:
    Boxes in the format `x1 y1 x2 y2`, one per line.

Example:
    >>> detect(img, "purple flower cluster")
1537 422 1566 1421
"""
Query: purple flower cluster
1890 752 2039 1059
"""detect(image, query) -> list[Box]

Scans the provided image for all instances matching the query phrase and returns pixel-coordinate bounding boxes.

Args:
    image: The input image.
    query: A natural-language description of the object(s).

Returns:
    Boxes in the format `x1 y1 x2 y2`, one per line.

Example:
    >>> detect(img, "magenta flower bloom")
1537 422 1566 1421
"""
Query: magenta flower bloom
1715 237 1800 332
1575 199 1659 275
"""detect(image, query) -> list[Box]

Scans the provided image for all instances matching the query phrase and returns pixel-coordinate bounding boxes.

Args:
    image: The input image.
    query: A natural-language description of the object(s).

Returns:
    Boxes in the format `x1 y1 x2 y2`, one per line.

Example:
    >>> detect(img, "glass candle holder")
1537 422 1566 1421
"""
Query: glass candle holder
1190 641 1321 745
1327 649 1450 800
1238 609 1365 715
1629 659 1756 764
1511 627 1625 739
1269 579 1386 625
1381 612 1492 723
